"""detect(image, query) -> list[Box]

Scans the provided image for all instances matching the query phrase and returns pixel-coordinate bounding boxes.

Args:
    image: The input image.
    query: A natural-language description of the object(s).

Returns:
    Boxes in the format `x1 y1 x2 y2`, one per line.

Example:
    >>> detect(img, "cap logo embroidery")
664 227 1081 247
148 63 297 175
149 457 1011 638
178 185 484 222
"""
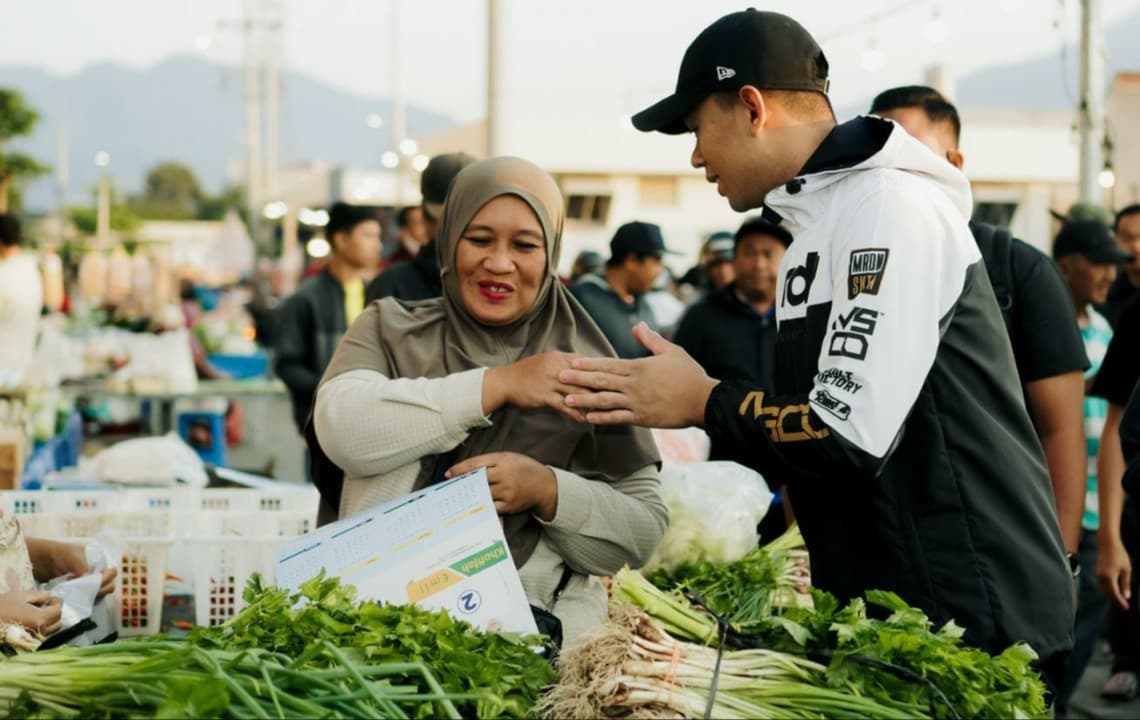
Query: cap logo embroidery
716 66 736 81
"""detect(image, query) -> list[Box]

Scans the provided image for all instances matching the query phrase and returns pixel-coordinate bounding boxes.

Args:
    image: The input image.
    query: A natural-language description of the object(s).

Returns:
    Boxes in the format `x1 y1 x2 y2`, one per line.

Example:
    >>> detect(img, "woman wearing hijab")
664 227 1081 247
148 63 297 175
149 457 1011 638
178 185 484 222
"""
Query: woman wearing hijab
312 157 667 645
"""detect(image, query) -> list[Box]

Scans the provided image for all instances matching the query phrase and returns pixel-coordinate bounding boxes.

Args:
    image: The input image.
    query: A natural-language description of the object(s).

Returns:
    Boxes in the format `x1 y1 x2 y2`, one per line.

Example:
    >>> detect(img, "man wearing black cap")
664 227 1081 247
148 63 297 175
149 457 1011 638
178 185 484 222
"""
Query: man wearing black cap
561 8 1073 678
1051 220 1131 709
870 87 1090 577
366 152 476 303
569 221 671 359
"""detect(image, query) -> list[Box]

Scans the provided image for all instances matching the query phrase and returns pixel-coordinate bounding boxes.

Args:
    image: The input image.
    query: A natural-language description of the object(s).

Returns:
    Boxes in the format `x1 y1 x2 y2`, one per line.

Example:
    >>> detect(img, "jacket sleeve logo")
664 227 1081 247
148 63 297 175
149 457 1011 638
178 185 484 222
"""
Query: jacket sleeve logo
817 368 863 394
848 248 889 300
812 389 852 420
782 251 820 308
738 391 830 443
828 307 880 360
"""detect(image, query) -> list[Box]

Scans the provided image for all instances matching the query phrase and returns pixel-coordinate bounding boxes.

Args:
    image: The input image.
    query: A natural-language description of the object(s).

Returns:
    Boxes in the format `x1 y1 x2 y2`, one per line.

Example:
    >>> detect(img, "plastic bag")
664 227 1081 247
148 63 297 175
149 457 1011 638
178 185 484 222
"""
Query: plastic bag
82 432 208 487
651 427 711 465
643 461 774 573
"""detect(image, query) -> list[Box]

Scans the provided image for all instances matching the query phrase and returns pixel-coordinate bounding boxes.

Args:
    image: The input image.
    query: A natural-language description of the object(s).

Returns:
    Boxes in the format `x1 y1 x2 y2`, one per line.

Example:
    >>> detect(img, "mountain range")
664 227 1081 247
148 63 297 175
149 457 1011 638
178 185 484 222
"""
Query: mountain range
3 9 1140 212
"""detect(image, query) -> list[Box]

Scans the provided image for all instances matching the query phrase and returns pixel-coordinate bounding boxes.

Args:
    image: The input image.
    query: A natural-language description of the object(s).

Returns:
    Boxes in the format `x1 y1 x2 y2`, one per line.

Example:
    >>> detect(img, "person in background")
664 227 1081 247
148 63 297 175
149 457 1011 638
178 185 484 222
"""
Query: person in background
871 85 1090 584
569 250 605 284
674 217 790 540
367 153 476 303
570 221 671 359
381 205 427 270
704 232 736 292
1051 220 1131 711
643 266 686 339
679 231 732 300
2 504 116 639
0 215 43 380
276 203 381 439
1098 204 1140 328
1091 295 1140 700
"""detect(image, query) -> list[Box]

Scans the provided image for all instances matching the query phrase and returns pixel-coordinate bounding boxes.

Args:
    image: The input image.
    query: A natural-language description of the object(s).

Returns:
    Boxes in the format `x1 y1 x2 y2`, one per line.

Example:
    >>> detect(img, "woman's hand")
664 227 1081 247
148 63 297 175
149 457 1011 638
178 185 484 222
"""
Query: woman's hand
28 539 118 597
447 452 559 521
483 352 586 421
0 590 62 636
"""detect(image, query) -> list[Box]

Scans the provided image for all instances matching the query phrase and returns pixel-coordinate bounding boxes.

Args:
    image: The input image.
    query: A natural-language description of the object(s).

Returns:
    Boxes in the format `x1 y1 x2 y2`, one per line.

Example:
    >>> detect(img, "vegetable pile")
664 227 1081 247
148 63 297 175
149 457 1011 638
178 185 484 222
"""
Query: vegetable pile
581 525 1049 720
539 604 918 720
1 573 556 719
645 524 812 630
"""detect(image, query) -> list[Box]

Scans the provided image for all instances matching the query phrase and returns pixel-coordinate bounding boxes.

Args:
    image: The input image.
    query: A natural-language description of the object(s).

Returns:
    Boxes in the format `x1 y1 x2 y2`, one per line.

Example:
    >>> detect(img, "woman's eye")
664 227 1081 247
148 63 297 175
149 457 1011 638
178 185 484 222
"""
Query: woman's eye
464 236 492 245
514 241 541 251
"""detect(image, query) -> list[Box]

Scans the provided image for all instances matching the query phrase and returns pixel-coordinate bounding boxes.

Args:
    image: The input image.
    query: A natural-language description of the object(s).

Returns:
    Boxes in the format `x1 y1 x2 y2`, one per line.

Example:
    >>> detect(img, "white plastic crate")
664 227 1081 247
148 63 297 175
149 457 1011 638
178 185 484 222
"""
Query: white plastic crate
197 487 318 513
41 490 120 514
119 488 197 513
15 510 174 540
2 490 49 516
114 537 173 637
192 511 311 538
187 537 279 627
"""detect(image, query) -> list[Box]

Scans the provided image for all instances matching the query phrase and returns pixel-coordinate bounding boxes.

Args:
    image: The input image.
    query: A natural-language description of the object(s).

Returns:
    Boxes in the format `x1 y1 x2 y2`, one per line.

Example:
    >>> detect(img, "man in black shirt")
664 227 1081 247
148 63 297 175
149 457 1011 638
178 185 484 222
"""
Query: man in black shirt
276 203 381 435
870 86 1090 564
675 217 790 540
570 221 671 359
1099 204 1140 328
366 153 475 303
1091 298 1140 698
675 217 786 434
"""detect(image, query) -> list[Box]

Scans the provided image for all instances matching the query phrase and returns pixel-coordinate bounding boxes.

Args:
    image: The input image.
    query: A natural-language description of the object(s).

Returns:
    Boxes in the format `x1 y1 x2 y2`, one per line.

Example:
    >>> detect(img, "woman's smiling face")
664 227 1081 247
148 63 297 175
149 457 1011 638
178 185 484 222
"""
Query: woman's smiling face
455 194 548 326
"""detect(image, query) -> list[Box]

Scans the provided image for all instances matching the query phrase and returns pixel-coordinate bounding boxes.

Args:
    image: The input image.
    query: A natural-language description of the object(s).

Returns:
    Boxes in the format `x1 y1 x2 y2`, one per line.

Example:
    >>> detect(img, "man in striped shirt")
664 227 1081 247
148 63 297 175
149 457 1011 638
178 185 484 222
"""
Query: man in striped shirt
1054 219 1131 709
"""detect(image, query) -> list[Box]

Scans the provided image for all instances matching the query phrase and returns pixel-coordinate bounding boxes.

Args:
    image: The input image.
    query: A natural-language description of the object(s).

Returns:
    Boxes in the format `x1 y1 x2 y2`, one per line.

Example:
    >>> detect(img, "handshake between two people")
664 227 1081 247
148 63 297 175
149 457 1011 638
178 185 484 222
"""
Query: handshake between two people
482 322 720 431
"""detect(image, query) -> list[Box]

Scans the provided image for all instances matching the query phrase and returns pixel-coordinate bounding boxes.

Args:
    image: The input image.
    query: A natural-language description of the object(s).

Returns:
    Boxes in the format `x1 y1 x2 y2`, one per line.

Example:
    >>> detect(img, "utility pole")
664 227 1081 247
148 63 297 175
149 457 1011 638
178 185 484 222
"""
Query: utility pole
55 127 69 246
262 0 284 215
1078 0 1106 204
242 0 264 249
486 0 504 157
391 0 407 205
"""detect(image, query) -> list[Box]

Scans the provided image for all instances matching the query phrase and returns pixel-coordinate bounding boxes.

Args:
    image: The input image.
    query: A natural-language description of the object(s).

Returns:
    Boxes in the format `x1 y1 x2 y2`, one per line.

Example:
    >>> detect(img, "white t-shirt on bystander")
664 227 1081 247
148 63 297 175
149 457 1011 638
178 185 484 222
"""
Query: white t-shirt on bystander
0 252 44 380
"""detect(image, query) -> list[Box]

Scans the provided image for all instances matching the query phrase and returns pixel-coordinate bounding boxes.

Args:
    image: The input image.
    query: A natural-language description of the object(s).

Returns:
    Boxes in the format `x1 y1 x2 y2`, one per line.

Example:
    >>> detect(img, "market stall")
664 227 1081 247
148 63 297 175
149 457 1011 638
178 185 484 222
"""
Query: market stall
0 460 1051 719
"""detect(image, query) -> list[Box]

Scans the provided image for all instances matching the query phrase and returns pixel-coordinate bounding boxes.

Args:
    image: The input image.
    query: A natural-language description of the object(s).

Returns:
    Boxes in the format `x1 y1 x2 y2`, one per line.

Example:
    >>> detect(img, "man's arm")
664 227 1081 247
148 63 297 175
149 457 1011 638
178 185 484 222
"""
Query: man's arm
566 189 971 480
274 293 320 394
1024 372 1086 554
1097 402 1132 609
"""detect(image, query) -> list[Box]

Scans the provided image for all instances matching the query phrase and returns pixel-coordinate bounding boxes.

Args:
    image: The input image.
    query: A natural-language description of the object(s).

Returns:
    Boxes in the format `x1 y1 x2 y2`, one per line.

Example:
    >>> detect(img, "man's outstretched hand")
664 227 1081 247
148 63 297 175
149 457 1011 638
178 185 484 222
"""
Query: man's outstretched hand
560 322 719 428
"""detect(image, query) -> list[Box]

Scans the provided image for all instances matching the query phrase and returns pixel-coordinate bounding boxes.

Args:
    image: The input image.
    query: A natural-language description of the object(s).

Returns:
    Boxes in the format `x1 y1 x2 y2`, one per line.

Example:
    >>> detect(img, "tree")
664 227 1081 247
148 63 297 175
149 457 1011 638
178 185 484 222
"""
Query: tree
134 161 205 219
197 184 246 221
0 89 48 213
70 204 141 236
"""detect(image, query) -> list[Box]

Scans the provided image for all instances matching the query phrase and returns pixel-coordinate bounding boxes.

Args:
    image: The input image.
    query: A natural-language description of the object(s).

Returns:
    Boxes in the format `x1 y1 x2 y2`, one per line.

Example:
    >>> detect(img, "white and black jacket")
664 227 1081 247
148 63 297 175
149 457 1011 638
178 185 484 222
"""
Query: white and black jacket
705 117 1073 659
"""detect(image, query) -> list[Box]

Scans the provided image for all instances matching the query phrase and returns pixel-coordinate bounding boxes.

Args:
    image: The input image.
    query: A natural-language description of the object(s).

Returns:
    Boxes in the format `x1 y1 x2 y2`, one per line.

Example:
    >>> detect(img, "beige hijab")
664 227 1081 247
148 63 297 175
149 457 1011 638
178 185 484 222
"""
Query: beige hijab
320 157 660 567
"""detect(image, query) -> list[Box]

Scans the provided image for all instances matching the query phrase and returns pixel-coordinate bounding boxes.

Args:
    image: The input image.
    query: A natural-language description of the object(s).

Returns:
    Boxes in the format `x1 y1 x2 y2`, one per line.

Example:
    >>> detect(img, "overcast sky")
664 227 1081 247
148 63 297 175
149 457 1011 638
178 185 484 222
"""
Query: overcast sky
3 0 1140 123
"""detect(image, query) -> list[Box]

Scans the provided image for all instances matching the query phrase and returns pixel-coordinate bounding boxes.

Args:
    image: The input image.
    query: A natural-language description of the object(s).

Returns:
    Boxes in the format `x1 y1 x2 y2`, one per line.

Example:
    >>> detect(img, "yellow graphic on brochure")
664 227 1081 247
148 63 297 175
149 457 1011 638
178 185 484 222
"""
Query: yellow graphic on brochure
404 541 509 603
406 568 465 603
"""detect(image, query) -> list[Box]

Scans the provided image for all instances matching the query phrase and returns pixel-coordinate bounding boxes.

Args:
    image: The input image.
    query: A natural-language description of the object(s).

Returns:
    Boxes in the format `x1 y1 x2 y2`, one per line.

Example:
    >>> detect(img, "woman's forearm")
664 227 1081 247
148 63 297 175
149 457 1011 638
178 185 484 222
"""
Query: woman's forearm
314 368 490 478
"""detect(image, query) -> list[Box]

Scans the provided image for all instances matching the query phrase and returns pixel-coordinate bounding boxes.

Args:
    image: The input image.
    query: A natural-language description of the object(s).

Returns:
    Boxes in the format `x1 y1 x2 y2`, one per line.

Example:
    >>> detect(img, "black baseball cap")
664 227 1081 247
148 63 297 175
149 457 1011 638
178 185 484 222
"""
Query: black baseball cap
421 152 477 219
1053 220 1133 265
610 221 678 259
632 9 829 135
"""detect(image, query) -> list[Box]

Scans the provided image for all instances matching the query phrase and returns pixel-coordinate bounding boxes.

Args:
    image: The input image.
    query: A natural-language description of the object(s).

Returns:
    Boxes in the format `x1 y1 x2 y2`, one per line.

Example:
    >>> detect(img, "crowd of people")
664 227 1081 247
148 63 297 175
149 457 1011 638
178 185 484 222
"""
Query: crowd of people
261 9 1140 708
3 7 1140 711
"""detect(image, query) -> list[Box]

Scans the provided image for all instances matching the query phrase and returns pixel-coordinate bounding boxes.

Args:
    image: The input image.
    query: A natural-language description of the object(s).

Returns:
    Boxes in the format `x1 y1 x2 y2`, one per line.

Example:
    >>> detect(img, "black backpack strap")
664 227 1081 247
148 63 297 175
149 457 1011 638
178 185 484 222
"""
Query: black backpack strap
989 228 1015 315
970 222 1015 327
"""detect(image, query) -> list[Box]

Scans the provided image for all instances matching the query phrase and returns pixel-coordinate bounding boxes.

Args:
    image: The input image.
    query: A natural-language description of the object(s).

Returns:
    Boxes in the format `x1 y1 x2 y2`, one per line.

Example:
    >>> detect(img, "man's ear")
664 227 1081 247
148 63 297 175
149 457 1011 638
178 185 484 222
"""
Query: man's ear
947 149 965 170
738 86 768 136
